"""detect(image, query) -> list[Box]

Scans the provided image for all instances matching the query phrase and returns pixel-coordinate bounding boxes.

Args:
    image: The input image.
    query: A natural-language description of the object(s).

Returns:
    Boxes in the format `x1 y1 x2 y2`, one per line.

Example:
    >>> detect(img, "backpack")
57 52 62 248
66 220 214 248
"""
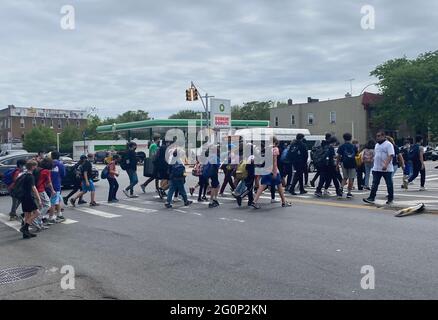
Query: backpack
74 163 83 180
10 173 30 201
280 148 290 163
170 163 185 179
313 145 329 168
120 153 129 171
2 168 18 187
192 163 202 177
101 165 110 179
202 163 212 179
408 145 420 162
362 149 374 164
341 144 357 169
235 160 248 180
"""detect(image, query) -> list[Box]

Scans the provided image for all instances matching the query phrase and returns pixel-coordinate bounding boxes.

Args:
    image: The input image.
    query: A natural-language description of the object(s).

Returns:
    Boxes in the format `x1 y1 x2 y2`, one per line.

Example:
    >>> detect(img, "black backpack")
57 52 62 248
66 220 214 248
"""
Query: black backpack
408 145 420 162
119 152 129 171
10 173 30 201
341 144 357 169
170 163 185 179
313 145 330 168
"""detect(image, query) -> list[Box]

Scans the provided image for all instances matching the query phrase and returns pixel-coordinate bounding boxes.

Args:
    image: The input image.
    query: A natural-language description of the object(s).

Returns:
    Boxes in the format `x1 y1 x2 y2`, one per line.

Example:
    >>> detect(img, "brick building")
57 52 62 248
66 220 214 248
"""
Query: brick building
0 105 88 144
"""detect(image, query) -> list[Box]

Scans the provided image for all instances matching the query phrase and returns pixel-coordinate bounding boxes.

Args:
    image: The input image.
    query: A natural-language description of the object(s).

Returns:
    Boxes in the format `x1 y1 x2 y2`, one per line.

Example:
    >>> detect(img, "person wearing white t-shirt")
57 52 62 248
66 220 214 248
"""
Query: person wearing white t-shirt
363 130 395 205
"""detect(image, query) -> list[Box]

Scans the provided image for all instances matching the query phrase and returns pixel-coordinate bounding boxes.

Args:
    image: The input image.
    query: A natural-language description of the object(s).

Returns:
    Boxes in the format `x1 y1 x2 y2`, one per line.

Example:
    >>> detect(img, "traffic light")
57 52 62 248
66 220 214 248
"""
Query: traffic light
193 88 199 101
186 89 193 101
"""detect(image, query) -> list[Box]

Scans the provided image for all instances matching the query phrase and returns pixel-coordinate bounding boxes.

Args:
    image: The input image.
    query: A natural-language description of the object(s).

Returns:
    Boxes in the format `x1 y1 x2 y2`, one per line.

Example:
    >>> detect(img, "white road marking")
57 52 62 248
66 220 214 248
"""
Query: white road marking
0 213 21 232
74 207 121 218
219 217 245 223
61 218 78 224
104 202 158 214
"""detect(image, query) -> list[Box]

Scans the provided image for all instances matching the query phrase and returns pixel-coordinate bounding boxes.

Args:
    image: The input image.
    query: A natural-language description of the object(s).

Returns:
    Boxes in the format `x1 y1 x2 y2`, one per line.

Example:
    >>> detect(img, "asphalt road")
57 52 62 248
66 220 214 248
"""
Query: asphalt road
1 162 438 300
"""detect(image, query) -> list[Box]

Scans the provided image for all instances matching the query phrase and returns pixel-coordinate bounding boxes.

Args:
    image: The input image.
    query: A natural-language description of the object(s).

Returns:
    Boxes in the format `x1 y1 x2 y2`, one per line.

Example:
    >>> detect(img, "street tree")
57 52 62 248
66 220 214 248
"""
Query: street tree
23 126 57 152
370 51 438 138
231 101 273 120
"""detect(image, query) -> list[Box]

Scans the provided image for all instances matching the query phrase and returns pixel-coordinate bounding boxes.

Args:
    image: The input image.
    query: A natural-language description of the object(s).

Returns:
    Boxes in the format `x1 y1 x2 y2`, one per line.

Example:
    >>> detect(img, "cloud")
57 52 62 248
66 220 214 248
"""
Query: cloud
0 0 436 119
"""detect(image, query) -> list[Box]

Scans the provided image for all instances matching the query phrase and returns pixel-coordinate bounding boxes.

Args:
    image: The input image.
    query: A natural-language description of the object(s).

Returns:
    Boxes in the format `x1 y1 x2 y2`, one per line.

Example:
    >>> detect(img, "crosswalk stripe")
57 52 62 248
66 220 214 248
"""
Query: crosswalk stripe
0 213 21 232
74 207 121 218
62 218 78 225
104 202 158 214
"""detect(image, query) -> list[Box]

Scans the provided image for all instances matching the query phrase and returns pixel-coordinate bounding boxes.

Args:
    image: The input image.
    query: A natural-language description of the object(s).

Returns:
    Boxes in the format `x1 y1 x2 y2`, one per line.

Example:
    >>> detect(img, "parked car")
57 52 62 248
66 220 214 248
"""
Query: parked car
0 149 28 158
0 153 99 195
424 146 435 161
94 151 109 164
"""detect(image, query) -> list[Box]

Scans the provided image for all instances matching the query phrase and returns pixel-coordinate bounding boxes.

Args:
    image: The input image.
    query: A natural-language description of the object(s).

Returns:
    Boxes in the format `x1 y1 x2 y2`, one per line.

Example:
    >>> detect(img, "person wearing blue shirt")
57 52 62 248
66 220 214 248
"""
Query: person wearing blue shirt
48 151 66 223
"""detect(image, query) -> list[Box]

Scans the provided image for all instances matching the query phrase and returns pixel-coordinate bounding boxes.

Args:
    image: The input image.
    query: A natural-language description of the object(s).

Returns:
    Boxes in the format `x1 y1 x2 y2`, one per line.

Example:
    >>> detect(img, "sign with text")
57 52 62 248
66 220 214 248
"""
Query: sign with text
210 98 231 128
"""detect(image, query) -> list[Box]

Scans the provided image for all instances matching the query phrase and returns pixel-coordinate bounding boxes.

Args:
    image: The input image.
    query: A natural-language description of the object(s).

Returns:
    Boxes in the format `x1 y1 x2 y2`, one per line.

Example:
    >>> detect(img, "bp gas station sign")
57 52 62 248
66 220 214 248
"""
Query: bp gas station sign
210 98 231 128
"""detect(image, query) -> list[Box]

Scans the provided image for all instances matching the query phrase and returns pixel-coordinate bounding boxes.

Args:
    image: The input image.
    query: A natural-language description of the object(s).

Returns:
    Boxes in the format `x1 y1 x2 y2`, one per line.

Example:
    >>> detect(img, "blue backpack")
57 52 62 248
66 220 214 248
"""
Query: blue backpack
171 163 185 178
280 148 290 163
100 165 110 179
202 163 212 178
2 168 18 187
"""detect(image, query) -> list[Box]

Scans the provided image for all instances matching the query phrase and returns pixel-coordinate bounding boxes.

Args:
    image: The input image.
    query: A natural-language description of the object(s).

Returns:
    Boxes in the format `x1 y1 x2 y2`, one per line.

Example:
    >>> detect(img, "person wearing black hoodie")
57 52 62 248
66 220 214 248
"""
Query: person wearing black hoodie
123 142 139 198
288 133 308 195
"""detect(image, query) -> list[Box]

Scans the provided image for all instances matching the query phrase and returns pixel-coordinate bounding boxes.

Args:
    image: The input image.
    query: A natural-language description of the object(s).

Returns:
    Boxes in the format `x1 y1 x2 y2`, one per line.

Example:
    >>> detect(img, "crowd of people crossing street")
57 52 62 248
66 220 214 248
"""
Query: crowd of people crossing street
3 130 435 240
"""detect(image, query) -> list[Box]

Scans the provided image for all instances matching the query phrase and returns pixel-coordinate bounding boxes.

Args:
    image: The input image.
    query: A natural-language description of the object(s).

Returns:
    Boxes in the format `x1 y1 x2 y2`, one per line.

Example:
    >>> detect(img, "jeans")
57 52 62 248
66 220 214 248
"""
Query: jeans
316 167 341 195
126 169 139 195
408 165 426 187
220 168 235 194
198 176 208 199
108 177 119 201
368 171 394 202
364 163 373 188
166 179 188 204
9 196 21 217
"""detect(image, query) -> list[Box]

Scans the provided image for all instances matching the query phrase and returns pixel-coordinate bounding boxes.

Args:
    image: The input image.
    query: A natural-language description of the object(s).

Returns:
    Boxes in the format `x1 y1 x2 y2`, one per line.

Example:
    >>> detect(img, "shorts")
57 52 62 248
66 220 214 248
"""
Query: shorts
82 180 96 193
50 191 62 206
261 173 282 186
209 173 220 188
39 192 51 216
342 167 356 180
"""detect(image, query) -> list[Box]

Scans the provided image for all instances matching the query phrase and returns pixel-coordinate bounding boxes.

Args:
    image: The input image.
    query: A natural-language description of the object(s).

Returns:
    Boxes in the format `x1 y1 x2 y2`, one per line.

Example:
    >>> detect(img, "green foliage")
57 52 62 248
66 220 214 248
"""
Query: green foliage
24 126 57 152
59 125 82 154
169 109 205 119
370 51 438 137
231 101 273 120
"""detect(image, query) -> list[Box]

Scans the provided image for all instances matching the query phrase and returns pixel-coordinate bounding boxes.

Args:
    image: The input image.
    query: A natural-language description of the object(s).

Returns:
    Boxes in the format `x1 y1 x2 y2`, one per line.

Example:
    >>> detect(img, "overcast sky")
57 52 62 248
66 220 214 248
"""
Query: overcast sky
0 0 437 119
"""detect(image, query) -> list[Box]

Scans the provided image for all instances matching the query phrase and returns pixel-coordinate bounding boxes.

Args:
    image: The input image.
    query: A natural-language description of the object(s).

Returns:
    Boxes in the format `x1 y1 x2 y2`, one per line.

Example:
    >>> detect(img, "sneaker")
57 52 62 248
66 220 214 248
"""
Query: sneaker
314 191 323 198
419 187 426 191
158 189 164 199
189 187 195 196
173 197 181 203
323 189 331 196
63 197 68 206
282 202 292 207
201 196 208 201
41 225 50 230
165 203 172 209
271 199 280 203
70 198 76 207
31 221 42 232
236 196 242 207
56 216 66 222
141 185 146 193
299 190 308 195
386 200 394 205
9 214 18 221
123 190 130 198
346 193 353 199
208 201 219 208
184 200 193 206
78 199 87 205
250 202 261 209
90 202 100 207
363 198 375 204
130 194 139 198
310 181 315 188
49 218 58 224
45 218 56 225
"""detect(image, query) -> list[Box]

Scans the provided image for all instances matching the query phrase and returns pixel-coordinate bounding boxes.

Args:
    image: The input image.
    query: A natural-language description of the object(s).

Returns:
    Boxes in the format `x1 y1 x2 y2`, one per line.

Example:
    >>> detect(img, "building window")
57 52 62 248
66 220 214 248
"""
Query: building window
291 115 295 125
58 120 62 129
32 118 37 127
275 117 279 127
76 120 80 128
20 118 25 128
7 118 11 129
50 119 54 128
307 113 314 125
330 111 336 124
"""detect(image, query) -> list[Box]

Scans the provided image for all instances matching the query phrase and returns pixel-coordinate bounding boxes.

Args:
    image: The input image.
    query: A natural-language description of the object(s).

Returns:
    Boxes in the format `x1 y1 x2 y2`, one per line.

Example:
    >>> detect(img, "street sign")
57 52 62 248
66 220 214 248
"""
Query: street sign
210 98 231 128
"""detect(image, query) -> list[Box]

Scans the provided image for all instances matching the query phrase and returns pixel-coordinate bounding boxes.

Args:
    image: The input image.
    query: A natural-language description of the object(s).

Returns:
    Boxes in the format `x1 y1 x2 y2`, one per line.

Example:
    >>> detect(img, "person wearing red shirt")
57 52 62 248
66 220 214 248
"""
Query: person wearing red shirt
36 158 56 228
